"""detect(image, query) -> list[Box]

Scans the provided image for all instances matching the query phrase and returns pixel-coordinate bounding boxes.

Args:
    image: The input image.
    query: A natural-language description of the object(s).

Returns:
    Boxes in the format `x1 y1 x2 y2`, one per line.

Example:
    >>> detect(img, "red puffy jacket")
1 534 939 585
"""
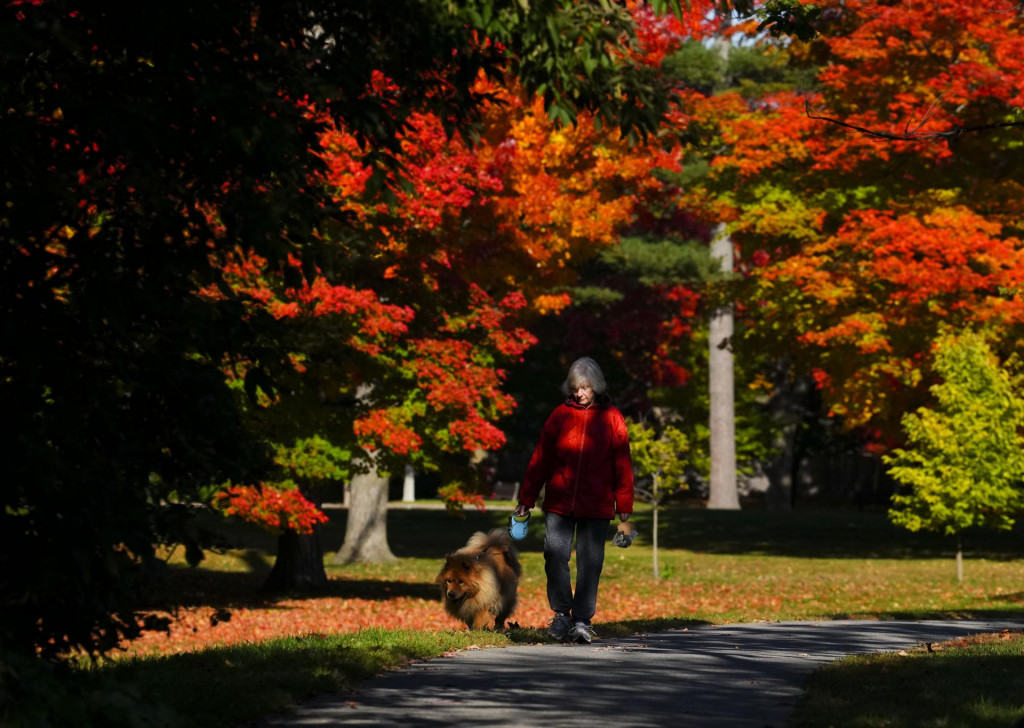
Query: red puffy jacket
519 398 634 520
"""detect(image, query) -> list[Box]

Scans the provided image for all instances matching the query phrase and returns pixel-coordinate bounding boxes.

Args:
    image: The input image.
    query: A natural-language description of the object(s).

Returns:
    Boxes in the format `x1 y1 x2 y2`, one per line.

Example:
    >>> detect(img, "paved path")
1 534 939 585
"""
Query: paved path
264 619 1020 727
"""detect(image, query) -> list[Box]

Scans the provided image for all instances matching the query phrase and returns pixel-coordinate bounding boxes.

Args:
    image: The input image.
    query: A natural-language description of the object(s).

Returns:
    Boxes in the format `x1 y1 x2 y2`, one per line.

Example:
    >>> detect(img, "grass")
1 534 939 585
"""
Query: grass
87 503 1024 727
99 628 514 727
789 630 1024 728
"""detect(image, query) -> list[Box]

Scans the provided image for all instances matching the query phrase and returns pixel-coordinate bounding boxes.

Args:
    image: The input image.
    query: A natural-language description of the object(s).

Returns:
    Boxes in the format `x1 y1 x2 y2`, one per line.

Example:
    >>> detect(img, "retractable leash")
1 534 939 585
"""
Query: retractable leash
612 521 638 548
508 511 530 541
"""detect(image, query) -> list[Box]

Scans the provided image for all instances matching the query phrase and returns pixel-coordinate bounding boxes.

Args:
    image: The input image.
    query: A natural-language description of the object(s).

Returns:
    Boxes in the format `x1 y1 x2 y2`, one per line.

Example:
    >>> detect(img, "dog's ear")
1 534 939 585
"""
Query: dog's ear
461 560 473 572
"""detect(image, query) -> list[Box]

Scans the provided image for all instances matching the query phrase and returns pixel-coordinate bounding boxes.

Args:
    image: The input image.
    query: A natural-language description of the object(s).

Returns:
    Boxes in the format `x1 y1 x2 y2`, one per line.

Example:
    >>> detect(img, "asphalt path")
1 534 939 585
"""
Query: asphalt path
262 618 1021 727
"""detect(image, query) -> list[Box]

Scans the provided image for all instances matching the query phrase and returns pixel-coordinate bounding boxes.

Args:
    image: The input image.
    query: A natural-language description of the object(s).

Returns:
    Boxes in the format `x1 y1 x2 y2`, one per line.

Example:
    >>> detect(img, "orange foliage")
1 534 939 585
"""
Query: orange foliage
208 70 676 498
671 0 1024 432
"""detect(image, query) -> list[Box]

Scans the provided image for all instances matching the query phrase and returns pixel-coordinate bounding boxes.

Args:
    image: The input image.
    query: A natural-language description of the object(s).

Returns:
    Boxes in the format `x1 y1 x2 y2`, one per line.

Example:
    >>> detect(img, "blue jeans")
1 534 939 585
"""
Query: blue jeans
543 512 607 624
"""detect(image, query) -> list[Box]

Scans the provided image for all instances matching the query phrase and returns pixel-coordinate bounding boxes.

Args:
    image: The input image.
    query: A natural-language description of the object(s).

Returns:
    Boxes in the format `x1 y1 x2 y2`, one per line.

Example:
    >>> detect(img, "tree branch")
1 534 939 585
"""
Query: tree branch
803 97 1024 141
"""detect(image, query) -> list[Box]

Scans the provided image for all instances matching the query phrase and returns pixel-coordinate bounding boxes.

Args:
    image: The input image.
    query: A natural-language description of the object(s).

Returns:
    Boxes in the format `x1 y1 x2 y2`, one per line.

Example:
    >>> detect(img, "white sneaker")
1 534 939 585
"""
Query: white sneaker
571 621 596 644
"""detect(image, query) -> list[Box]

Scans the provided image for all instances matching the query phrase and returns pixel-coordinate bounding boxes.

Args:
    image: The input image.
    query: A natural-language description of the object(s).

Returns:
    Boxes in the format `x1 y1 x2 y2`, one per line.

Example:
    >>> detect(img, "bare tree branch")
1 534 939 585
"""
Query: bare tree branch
803 97 1024 141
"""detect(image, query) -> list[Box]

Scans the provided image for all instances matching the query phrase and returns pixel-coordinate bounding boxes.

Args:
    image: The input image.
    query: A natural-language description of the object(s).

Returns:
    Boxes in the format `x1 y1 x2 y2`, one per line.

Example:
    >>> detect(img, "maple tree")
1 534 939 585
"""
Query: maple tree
1 0 696 658
219 75 683 576
663 0 1024 458
525 14 792 508
499 3 813 508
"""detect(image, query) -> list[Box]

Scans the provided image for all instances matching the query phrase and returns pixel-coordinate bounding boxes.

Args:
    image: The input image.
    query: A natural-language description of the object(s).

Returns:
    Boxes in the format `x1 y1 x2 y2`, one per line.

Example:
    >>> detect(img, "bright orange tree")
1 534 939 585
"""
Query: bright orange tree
679 0 1024 439
519 0 715 398
211 71 678 565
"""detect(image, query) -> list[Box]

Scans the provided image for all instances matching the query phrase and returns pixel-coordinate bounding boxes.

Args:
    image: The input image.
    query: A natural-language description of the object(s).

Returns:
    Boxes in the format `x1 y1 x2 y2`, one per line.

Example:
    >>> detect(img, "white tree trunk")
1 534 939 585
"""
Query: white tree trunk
956 533 963 583
708 224 739 510
653 501 661 580
402 464 416 502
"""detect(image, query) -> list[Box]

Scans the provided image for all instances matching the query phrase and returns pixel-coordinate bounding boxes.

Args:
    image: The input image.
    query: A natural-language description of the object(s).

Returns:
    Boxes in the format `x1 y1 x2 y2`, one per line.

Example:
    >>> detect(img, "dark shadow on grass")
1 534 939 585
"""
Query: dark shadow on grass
638 508 1024 561
335 506 1024 561
142 565 439 610
989 591 1024 605
816 607 1024 622
199 504 1024 563
102 636 400 728
791 647 1024 727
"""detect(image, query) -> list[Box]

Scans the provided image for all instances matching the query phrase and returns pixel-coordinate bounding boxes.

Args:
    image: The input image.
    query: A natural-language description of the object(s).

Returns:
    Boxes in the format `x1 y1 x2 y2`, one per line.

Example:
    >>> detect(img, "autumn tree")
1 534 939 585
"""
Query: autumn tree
1 0 691 658
195 8 694 575
626 0 1024 527
310 82 679 568
215 437 345 590
886 330 1024 582
501 3 799 504
713 0 1024 439
618 14 811 505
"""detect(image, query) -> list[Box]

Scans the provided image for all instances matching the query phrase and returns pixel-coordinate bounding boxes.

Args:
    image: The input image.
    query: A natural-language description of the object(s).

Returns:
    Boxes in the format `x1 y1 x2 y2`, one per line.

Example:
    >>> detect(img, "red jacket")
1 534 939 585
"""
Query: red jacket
520 398 634 520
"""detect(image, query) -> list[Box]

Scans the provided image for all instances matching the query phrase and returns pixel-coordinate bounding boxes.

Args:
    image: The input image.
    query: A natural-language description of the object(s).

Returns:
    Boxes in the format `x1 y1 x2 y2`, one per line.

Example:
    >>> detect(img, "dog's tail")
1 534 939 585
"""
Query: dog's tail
462 528 511 551
483 528 522 577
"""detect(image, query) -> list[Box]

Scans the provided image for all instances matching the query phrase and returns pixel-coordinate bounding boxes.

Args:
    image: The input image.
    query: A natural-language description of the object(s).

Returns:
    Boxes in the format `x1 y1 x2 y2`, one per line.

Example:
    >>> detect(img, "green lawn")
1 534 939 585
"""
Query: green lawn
790 631 1024 728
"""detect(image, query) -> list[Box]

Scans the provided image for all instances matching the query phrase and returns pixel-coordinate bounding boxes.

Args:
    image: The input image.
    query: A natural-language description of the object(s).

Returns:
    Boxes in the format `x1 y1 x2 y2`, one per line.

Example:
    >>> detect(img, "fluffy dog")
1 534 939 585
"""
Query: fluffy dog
437 529 521 630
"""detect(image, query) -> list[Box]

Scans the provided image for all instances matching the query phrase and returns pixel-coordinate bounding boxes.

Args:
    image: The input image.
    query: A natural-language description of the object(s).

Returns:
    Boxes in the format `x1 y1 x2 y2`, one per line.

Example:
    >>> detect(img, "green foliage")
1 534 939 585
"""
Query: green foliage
627 419 689 578
886 330 1024 536
627 420 690 503
661 41 723 93
272 436 350 488
662 38 813 98
461 0 683 141
757 0 823 42
568 286 627 306
599 236 717 286
739 184 824 243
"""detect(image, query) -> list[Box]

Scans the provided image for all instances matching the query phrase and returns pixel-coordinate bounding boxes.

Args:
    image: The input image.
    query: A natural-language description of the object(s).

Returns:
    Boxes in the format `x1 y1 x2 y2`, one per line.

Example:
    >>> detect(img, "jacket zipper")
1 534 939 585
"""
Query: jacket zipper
570 405 590 514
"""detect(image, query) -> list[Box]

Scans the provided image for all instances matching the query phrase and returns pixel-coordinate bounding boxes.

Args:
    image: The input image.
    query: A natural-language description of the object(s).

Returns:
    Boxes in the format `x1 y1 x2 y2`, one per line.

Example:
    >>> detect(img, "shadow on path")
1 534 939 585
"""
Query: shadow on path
263 619 1024 728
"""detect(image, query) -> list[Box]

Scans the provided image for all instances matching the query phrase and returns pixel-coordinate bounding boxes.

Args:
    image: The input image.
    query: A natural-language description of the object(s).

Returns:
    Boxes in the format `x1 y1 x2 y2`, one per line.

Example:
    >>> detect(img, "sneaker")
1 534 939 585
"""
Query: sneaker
571 621 596 644
507 512 530 541
547 612 574 641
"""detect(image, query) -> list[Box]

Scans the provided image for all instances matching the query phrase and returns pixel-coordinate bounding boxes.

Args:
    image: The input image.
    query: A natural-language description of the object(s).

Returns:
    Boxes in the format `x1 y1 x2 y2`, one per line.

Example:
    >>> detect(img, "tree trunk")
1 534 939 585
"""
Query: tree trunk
263 527 328 592
402 464 416 502
332 458 396 564
956 533 963 583
652 501 661 580
263 488 328 592
708 223 739 510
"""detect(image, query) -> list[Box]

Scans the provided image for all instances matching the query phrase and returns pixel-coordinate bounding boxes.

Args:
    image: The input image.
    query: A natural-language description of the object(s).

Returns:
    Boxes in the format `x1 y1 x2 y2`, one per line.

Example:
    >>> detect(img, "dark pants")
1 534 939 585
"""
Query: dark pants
543 511 607 624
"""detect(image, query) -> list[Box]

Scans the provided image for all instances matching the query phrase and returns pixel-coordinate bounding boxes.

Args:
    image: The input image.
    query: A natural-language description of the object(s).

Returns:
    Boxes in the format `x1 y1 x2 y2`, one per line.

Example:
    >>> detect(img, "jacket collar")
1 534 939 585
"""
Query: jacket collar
563 393 612 411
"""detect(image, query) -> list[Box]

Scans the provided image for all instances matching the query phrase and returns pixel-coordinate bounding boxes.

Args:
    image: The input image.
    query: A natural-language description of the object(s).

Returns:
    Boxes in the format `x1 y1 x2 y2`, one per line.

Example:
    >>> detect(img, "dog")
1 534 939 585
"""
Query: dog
437 528 521 630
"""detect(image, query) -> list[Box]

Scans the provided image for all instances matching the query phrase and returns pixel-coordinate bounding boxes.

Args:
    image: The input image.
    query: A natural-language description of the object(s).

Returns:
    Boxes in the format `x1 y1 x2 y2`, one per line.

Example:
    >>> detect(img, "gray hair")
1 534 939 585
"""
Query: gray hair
561 357 607 396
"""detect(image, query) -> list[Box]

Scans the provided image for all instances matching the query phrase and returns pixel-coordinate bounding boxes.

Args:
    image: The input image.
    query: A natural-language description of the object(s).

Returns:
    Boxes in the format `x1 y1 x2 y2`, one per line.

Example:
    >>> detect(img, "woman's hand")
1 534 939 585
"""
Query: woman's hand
514 504 530 518
617 513 630 522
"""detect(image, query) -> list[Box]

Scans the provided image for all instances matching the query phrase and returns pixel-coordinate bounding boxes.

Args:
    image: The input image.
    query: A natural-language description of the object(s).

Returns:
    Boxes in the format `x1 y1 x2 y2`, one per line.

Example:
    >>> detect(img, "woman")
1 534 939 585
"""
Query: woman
514 357 634 643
